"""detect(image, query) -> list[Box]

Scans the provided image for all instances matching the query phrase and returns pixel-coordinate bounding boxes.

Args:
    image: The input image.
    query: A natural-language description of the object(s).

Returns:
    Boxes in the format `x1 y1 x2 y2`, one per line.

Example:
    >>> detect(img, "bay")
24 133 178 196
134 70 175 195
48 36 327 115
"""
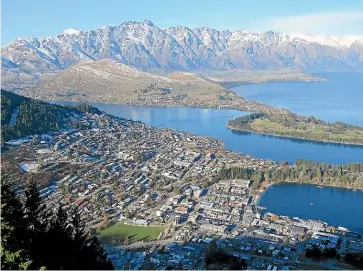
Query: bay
58 72 363 232
60 102 363 164
231 72 363 126
257 183 363 234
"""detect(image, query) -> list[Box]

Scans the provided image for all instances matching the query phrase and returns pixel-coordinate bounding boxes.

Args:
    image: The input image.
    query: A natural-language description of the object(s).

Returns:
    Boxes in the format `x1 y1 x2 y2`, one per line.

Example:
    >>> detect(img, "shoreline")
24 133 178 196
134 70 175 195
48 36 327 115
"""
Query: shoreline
226 124 363 147
48 97 292 115
22 72 333 122
220 77 327 88
254 181 363 206
201 70 328 88
23 73 327 117
34 73 363 148
55 99 363 147
57 99 363 147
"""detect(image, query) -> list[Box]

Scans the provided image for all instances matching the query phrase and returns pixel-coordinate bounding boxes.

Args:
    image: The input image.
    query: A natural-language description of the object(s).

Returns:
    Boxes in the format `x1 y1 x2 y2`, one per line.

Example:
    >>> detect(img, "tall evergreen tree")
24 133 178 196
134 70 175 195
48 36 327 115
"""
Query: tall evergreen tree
1 178 31 270
1 177 114 270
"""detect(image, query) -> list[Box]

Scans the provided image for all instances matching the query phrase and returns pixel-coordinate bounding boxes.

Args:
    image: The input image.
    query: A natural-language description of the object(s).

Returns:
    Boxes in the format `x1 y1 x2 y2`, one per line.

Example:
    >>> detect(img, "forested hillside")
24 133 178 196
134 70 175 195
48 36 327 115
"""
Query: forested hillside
1 90 101 144
227 113 363 145
219 159 363 190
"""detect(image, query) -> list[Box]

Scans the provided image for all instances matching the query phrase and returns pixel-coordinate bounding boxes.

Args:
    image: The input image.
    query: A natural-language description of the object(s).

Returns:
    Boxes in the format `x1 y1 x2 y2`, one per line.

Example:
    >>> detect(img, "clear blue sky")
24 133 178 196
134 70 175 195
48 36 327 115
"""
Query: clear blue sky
2 0 363 45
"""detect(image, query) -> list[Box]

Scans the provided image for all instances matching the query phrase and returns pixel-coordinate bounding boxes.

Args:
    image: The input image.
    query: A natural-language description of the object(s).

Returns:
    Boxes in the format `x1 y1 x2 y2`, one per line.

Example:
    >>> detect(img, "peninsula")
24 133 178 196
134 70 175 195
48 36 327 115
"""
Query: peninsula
13 60 362 147
17 60 294 116
2 91 363 271
196 68 326 88
227 113 363 146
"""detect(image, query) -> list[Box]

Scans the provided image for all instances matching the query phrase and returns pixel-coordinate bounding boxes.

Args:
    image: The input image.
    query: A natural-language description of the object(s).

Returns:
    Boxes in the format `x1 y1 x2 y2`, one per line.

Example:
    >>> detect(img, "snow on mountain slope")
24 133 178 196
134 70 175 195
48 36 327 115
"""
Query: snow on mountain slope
290 33 363 48
168 71 209 82
1 20 363 90
351 39 363 60
70 59 174 82
60 29 81 35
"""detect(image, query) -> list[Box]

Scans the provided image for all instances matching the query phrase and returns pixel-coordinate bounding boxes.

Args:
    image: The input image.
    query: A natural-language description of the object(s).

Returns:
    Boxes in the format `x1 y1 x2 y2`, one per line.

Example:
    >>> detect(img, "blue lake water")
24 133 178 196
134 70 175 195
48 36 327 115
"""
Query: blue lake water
59 72 363 164
61 102 363 165
232 72 363 126
59 73 363 230
257 183 363 233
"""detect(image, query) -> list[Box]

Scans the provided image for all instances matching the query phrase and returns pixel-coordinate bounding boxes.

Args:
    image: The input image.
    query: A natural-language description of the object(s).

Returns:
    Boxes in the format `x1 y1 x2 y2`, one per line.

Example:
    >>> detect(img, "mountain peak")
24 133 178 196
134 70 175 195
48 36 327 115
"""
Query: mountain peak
2 20 363 91
143 19 154 27
60 28 81 35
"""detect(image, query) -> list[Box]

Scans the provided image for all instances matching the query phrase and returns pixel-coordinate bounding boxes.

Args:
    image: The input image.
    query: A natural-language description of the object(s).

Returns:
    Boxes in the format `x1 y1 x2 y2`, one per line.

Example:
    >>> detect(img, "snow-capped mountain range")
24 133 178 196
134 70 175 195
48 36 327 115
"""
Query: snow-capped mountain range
1 19 363 88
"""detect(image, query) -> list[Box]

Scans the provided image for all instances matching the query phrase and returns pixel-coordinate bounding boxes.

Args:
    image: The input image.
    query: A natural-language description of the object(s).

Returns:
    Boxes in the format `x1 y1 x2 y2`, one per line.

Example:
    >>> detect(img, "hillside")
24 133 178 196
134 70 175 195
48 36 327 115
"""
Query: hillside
197 69 326 87
1 90 100 144
227 113 363 145
1 20 363 90
18 60 241 103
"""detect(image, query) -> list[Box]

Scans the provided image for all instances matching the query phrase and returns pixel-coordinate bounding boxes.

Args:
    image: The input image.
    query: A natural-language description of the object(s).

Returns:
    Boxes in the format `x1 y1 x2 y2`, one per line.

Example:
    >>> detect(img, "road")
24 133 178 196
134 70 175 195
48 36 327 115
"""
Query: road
70 184 113 205
123 237 175 249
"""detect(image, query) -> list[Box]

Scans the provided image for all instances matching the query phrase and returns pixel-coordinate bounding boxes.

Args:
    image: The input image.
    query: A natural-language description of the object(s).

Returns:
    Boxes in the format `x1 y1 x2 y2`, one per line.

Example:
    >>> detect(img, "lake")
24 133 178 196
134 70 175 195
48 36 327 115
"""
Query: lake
59 72 363 231
232 72 363 126
257 183 363 233
62 102 363 165
59 72 363 164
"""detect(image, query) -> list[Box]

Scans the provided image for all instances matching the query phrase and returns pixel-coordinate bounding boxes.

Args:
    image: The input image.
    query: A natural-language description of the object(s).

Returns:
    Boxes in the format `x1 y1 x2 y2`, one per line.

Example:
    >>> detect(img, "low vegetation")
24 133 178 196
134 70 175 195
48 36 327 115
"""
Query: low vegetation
228 113 363 145
19 60 237 104
98 223 163 245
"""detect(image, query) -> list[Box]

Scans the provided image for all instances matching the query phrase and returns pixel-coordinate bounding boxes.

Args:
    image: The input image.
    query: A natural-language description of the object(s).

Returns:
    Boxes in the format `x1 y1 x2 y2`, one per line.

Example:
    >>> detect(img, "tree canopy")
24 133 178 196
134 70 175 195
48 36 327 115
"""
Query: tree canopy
228 113 363 145
1 177 113 270
219 159 363 189
1 90 102 145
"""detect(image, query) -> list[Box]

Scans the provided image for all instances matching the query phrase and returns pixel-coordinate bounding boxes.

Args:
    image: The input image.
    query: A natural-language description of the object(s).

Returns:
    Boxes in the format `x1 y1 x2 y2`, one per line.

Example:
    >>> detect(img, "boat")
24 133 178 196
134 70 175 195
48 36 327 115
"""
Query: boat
317 185 324 188
309 203 314 206
337 226 349 232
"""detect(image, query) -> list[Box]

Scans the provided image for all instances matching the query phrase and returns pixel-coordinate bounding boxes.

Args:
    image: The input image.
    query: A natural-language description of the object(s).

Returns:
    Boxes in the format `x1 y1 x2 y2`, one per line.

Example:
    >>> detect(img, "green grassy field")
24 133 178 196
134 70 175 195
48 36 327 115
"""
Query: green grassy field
98 223 164 245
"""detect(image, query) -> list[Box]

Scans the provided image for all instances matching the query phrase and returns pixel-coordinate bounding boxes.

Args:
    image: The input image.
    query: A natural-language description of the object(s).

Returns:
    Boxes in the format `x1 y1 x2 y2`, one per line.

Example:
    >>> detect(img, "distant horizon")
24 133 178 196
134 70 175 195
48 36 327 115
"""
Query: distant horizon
2 0 363 45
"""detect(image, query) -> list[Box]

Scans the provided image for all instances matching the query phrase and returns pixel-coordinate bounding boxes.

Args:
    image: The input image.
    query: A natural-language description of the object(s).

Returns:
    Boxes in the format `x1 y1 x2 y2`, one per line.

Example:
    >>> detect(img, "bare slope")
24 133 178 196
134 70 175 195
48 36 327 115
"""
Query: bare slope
19 60 240 103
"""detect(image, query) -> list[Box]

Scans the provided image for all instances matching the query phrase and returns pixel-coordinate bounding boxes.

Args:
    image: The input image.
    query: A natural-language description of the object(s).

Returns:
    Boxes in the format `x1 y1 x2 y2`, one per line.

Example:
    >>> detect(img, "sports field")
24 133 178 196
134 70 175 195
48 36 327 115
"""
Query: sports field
98 223 163 245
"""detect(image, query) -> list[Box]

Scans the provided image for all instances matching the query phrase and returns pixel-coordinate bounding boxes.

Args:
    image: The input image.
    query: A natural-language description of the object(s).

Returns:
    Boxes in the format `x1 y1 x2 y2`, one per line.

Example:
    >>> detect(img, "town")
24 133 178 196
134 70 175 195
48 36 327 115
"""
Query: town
3 111 363 270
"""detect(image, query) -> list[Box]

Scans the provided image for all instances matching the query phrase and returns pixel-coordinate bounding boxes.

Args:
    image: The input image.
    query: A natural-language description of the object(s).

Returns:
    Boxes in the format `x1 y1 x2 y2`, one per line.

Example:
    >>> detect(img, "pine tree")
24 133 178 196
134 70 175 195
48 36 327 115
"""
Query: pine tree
316 166 322 178
1 178 31 270
24 178 49 270
1 177 114 270
125 208 130 219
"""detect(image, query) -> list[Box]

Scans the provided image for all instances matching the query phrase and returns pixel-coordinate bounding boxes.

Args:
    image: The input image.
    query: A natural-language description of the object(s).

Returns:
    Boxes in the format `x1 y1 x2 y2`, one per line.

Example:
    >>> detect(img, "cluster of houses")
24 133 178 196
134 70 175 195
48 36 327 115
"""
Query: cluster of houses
196 179 252 231
7 110 363 270
20 113 264 233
